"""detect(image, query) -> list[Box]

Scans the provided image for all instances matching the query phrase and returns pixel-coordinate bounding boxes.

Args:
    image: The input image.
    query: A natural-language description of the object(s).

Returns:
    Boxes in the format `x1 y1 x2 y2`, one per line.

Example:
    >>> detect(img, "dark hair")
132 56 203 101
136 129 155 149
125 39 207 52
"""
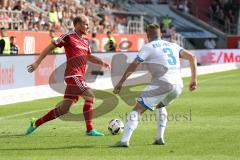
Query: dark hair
10 36 16 40
107 31 111 35
92 32 96 37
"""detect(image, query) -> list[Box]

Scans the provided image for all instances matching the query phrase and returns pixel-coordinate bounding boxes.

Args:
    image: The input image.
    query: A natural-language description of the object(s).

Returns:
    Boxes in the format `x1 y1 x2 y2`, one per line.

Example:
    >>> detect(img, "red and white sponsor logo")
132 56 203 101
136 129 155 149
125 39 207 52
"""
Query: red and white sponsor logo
24 36 35 54
0 64 15 85
195 49 240 65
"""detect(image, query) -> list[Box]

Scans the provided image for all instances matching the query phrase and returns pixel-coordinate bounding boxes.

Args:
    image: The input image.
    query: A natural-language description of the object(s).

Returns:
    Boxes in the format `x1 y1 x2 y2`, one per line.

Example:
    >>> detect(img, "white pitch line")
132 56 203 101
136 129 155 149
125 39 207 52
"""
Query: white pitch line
0 93 138 121
0 73 239 121
0 109 49 120
198 74 240 84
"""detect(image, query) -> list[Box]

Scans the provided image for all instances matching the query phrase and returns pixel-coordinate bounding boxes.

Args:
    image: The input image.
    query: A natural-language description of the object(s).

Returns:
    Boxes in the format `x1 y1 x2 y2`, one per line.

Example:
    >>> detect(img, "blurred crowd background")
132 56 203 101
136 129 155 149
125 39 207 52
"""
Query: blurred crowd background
0 0 239 54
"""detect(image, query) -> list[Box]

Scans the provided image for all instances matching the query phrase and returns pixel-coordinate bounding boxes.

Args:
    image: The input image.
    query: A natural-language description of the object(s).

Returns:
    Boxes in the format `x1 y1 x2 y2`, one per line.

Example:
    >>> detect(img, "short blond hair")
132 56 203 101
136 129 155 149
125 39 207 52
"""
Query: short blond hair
73 14 87 26
147 24 160 30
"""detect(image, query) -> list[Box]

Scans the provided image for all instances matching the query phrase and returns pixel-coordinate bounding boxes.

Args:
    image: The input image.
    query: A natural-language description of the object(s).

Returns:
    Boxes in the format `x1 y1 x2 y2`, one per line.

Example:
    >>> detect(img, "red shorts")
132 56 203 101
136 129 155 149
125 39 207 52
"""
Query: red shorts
64 76 89 103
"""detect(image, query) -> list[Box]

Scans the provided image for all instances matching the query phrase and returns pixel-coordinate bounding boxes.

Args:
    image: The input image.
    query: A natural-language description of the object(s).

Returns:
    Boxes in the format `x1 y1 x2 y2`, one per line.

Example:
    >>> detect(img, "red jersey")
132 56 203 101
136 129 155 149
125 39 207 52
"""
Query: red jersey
52 31 91 78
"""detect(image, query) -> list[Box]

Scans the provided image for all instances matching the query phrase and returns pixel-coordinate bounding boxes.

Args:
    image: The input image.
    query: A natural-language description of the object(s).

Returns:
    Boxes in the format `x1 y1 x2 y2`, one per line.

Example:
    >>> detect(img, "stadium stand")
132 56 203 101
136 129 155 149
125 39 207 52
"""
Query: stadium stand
177 0 240 35
0 0 144 34
0 0 239 51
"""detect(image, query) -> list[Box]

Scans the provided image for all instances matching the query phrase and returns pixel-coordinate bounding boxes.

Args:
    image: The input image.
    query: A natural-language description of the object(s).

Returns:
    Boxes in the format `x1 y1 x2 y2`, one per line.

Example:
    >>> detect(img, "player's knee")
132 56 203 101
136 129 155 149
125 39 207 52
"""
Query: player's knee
156 102 165 108
134 102 147 115
83 92 95 102
61 107 70 114
56 106 70 115
59 99 73 114
82 88 95 101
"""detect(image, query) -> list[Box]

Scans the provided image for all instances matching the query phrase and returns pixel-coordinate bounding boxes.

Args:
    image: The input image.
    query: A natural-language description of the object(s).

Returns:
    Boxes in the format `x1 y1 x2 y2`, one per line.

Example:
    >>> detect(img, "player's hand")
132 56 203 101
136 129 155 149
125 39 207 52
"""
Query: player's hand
113 83 123 94
189 79 197 91
27 62 39 73
102 62 110 70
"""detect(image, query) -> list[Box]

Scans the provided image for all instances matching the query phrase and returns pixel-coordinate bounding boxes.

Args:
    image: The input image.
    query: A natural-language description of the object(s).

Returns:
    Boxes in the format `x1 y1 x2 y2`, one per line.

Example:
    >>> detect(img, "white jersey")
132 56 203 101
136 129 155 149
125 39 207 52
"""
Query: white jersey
136 39 184 86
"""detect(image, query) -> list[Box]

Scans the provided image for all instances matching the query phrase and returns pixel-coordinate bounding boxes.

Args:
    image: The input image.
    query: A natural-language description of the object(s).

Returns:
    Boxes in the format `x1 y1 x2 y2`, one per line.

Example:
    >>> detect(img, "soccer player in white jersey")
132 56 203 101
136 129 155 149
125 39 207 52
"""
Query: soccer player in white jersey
112 24 197 147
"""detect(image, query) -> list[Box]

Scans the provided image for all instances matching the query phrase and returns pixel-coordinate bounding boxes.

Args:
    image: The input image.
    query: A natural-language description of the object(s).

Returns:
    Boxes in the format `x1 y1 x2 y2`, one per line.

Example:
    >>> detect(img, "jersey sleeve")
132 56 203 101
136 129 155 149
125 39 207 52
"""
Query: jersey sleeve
52 33 68 48
135 45 151 62
176 44 184 56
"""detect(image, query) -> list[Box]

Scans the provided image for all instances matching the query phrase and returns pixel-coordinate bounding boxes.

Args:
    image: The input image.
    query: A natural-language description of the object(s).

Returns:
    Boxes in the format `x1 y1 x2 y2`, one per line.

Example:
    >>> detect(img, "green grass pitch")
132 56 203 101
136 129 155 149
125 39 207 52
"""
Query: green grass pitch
0 69 240 160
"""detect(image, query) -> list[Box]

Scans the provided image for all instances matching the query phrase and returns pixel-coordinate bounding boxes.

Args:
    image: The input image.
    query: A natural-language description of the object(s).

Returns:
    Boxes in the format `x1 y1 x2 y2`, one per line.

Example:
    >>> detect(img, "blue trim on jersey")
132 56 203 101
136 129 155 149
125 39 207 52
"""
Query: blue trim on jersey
137 97 154 111
135 55 144 62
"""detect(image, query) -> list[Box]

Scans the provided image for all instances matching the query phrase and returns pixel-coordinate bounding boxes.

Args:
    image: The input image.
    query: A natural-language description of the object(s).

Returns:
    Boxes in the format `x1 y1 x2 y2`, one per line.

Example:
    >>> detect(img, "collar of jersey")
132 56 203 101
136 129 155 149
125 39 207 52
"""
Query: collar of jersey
74 30 83 39
150 37 161 42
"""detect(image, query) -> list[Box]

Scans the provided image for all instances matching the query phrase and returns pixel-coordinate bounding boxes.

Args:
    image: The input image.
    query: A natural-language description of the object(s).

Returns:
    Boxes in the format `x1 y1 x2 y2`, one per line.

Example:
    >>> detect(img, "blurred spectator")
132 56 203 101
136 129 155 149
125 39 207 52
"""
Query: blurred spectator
48 6 57 23
178 0 192 13
0 37 4 54
161 15 172 31
105 31 116 52
0 28 10 54
209 0 220 16
0 0 142 34
204 38 216 49
167 24 176 42
49 30 62 54
218 9 225 28
208 0 238 34
159 22 166 34
0 12 10 29
89 32 100 52
115 16 127 34
10 36 19 55
12 0 24 11
48 5 60 31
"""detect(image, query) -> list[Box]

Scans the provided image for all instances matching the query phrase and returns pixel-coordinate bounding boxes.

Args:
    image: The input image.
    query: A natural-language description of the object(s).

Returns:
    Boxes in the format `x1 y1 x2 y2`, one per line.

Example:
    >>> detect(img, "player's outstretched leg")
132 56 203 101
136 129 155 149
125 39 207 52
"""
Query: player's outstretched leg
25 99 74 135
153 106 167 145
82 89 105 136
112 102 146 147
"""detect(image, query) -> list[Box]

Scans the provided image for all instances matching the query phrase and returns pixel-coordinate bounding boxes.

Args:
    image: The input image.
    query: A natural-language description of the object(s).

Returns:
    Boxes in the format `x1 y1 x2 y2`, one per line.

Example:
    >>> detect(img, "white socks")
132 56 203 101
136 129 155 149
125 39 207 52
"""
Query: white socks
120 108 167 143
156 107 168 140
121 111 139 142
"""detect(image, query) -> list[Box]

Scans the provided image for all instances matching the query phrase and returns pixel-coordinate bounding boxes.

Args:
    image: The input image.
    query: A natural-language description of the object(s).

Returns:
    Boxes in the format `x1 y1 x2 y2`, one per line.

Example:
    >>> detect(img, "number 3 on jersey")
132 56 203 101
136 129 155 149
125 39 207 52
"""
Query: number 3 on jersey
163 48 177 65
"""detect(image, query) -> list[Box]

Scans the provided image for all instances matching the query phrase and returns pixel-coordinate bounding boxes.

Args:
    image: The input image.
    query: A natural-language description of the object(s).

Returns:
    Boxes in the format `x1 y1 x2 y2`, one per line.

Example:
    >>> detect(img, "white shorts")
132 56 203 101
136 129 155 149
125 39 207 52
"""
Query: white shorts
137 84 183 111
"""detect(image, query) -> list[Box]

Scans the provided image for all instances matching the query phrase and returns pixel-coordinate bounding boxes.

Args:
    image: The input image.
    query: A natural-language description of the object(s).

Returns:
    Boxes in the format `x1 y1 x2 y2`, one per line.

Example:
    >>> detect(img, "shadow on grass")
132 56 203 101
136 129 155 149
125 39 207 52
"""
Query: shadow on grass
0 145 96 151
0 134 25 138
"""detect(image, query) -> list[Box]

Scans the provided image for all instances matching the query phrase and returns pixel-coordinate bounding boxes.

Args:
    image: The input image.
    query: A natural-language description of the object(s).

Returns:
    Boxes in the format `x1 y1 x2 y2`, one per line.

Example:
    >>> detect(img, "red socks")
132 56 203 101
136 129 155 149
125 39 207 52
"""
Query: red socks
83 100 94 132
35 99 94 132
35 107 63 127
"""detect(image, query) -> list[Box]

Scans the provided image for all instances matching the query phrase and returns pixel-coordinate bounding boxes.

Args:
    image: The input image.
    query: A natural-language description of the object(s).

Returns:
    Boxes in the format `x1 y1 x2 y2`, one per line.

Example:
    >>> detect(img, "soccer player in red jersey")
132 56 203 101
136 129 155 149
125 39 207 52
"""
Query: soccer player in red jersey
26 15 110 136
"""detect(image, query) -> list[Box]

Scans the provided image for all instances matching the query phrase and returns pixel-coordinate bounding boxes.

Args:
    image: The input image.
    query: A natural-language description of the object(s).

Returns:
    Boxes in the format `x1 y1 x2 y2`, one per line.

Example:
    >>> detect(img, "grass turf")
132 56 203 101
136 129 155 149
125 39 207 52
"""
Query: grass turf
0 69 240 160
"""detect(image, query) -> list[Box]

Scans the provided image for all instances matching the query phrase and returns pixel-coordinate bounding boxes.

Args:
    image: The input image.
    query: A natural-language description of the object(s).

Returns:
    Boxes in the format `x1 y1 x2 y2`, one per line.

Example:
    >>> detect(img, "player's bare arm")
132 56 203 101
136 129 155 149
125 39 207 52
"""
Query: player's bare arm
87 54 110 69
27 43 56 73
113 60 141 94
180 49 197 91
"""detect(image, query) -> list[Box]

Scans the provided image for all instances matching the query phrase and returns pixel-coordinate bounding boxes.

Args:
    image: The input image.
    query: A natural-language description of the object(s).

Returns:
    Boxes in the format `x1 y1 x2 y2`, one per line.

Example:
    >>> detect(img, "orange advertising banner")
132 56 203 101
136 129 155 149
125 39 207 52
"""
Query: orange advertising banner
6 31 146 54
227 36 240 49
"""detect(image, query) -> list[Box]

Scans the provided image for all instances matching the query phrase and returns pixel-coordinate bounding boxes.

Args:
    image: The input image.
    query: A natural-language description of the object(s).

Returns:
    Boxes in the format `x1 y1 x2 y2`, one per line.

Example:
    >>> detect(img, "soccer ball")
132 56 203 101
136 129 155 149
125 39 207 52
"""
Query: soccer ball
108 119 124 135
